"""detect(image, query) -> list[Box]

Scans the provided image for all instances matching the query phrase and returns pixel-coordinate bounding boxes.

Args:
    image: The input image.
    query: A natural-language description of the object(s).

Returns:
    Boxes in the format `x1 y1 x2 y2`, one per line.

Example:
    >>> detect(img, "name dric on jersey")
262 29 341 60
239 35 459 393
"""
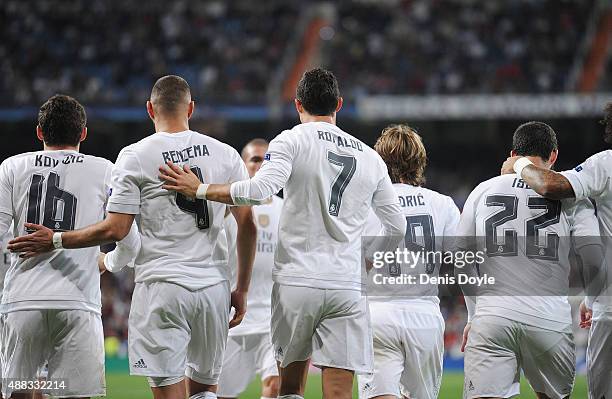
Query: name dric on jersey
161 144 210 164
399 194 426 207
35 154 84 167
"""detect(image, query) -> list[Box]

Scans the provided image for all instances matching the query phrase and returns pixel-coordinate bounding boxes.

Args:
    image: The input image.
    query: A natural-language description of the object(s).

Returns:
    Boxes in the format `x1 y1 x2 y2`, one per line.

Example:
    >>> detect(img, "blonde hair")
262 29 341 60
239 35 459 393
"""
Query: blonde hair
374 124 427 186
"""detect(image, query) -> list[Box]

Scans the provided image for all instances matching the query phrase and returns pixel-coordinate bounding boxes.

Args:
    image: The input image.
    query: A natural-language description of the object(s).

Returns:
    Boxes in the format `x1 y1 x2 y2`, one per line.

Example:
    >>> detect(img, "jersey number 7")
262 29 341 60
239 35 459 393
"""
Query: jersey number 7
327 151 356 216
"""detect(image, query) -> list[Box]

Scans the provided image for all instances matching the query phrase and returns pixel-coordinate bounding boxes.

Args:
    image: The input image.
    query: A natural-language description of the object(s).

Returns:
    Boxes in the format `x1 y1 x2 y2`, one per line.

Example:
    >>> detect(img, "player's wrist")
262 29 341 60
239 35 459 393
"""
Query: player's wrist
52 232 63 249
513 157 533 177
196 183 209 200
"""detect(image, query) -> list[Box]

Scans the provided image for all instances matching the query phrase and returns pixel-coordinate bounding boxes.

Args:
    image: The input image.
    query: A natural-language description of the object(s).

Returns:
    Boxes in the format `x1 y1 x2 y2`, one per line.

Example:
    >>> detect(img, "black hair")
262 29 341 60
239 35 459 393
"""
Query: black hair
150 75 191 114
512 121 558 161
38 94 86 147
296 68 340 116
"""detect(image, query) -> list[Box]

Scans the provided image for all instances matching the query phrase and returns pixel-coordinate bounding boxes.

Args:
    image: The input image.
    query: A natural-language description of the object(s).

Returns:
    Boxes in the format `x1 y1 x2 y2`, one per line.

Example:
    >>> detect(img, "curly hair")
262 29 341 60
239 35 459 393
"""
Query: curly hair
296 68 340 116
374 124 427 186
38 94 86 147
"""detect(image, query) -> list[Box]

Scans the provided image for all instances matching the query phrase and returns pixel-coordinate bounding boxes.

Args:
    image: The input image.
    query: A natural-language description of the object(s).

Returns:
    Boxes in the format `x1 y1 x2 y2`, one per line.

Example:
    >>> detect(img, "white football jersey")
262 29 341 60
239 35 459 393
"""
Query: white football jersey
244 122 399 290
0 150 113 314
458 173 601 331
562 150 612 315
106 130 249 290
225 195 283 336
364 183 460 309
0 227 13 299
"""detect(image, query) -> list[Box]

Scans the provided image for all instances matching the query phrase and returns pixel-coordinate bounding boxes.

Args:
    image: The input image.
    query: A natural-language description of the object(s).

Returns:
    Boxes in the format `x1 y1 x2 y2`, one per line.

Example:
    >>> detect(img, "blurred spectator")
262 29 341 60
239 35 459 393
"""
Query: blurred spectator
327 0 594 98
0 0 299 105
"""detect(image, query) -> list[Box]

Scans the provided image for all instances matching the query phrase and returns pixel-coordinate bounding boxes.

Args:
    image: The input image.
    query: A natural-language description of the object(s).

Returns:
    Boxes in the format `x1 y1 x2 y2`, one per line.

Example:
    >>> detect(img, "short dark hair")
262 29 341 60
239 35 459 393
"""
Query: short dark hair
296 68 340 116
512 121 558 161
603 102 612 144
38 94 86 147
150 75 191 114
241 138 269 157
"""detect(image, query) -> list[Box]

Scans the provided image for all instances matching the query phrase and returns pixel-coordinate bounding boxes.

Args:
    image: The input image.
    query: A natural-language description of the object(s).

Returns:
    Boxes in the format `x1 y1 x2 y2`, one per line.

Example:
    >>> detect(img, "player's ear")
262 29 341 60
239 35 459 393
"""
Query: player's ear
187 101 195 119
294 99 303 114
549 149 558 166
146 101 155 121
335 97 344 113
36 125 44 142
79 127 88 143
510 150 517 157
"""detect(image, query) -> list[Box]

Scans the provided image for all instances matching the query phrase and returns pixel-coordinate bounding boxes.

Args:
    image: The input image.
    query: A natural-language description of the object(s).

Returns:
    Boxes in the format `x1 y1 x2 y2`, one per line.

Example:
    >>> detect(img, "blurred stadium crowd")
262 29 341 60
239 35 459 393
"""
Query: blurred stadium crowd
0 0 601 106
328 0 593 96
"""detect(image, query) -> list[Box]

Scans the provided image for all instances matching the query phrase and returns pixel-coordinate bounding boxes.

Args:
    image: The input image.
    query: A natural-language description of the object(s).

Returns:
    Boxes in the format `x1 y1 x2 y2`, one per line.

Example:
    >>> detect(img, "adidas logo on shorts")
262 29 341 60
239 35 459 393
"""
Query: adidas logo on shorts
468 381 475 391
133 359 147 369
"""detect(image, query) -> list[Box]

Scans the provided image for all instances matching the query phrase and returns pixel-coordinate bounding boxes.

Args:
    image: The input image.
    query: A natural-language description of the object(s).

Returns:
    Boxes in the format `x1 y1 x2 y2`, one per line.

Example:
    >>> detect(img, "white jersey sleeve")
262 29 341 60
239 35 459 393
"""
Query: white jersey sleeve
104 222 142 273
442 196 461 251
561 150 612 201
0 160 13 223
230 130 294 205
455 183 482 250
107 149 142 215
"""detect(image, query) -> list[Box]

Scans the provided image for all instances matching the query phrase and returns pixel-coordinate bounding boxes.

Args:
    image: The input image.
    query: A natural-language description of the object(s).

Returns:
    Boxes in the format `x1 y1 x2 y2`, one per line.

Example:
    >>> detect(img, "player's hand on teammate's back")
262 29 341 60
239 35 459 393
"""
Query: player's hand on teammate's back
500 156 522 175
159 161 201 198
7 223 54 258
97 253 107 274
461 322 471 352
229 289 247 329
579 300 593 329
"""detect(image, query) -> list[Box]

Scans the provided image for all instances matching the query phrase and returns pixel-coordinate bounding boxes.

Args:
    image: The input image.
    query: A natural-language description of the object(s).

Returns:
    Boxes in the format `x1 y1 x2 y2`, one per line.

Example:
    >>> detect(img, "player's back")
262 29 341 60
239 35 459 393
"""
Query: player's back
272 121 390 290
108 130 247 290
0 150 112 313
459 173 599 329
366 183 460 304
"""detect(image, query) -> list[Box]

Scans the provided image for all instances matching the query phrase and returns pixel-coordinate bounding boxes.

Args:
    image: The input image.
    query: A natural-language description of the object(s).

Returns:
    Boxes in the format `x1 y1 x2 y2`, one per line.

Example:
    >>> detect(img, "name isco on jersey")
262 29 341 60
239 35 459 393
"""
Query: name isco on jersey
161 145 210 164
318 131 363 152
35 154 84 167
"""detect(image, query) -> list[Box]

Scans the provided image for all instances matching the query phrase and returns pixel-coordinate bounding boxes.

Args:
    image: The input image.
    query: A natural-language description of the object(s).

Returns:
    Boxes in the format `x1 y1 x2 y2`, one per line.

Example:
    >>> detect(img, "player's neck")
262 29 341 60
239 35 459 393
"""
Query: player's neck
43 144 80 152
154 119 190 134
300 114 335 125
523 155 549 169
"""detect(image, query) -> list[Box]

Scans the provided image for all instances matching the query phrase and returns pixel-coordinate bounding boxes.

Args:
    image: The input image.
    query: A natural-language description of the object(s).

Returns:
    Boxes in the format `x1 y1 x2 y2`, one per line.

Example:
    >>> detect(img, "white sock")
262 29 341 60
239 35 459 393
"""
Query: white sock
261 397 275 399
277 395 304 399
189 392 217 399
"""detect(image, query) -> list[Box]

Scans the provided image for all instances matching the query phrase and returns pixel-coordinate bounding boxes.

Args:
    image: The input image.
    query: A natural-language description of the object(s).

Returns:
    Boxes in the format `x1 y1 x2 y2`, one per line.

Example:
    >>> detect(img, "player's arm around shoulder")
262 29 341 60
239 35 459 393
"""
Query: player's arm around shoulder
502 156 575 200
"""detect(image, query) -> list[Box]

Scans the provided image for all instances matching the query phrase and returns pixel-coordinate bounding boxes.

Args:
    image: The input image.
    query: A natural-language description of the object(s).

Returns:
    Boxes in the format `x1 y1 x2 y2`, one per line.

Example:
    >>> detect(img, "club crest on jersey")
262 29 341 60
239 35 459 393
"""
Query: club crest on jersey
264 153 271 161
258 214 270 227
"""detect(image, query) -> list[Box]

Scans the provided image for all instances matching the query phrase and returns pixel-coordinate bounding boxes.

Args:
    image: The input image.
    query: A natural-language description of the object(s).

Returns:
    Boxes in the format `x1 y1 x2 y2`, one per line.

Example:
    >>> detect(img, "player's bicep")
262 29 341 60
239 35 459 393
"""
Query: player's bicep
442 198 461 251
561 153 611 200
107 150 141 215
567 200 601 246
0 161 13 216
455 190 480 250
